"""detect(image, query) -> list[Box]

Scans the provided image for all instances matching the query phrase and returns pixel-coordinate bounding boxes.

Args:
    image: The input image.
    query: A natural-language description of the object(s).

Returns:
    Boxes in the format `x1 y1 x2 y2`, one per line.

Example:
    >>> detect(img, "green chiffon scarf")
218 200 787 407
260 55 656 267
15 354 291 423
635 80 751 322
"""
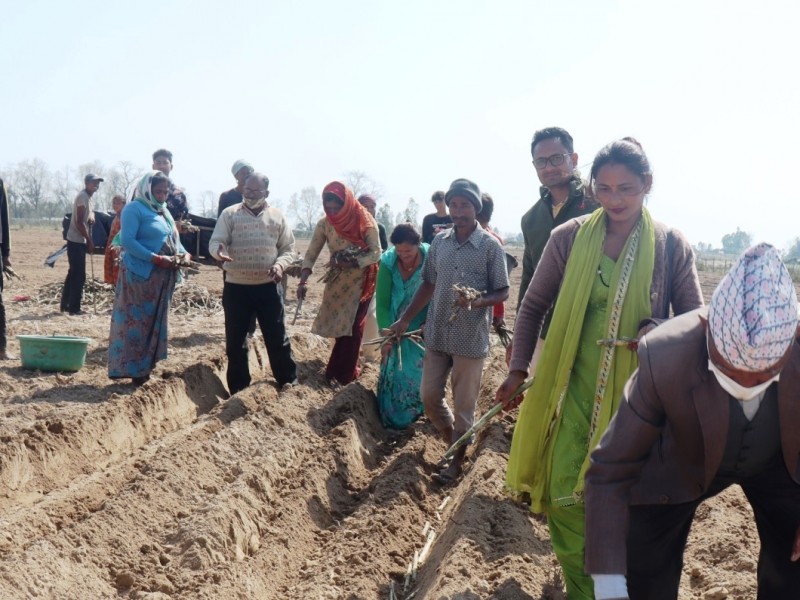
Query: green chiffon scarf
506 207 655 513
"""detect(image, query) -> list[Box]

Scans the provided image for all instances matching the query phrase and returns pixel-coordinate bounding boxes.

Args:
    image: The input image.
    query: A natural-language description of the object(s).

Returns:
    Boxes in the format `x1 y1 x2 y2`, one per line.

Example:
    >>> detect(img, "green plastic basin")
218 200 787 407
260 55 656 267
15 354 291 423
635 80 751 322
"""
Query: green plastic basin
16 335 92 372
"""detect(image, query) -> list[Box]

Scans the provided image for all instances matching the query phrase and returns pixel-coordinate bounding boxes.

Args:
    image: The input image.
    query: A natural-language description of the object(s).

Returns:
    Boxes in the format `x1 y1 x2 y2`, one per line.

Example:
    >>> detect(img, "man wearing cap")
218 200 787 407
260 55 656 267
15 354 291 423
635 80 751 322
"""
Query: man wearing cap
584 243 800 599
60 173 102 315
209 172 298 394
218 159 254 216
390 178 509 483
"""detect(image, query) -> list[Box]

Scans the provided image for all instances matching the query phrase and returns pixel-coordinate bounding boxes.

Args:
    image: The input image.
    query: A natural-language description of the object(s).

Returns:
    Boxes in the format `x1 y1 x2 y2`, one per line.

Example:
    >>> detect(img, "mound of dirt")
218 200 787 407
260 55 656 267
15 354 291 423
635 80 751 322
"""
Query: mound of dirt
0 229 782 599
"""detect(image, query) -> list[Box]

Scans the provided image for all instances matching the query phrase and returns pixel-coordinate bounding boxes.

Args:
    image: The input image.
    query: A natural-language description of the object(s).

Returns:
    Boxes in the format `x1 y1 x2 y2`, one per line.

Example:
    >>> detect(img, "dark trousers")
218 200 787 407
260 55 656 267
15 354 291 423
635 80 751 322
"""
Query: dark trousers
223 281 296 394
0 274 6 351
61 241 87 313
325 297 371 385
627 459 800 599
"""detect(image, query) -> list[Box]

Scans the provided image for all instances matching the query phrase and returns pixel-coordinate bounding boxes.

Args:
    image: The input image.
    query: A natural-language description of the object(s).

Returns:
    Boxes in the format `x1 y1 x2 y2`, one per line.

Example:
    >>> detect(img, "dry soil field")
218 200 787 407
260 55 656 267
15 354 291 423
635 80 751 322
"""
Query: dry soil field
0 228 783 599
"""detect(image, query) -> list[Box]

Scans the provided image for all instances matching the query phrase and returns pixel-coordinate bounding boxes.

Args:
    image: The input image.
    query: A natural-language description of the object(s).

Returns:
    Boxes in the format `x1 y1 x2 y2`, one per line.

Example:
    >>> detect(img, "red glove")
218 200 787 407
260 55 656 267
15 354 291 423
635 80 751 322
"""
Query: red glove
152 255 176 269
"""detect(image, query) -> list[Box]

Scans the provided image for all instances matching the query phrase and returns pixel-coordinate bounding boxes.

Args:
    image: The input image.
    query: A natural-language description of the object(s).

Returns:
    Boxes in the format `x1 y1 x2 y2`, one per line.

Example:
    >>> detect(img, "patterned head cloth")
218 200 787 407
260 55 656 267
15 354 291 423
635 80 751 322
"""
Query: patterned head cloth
708 243 798 372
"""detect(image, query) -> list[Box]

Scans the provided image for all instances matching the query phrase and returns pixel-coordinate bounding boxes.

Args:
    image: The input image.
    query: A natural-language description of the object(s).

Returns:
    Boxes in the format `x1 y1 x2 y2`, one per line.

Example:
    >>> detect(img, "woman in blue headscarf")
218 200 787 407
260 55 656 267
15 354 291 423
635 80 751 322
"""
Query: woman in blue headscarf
108 171 188 385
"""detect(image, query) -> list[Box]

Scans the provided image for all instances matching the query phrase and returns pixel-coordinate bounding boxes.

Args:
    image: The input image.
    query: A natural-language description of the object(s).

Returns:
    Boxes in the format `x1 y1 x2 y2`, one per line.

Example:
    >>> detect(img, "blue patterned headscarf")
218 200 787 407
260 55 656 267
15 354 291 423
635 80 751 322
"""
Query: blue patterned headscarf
709 243 798 371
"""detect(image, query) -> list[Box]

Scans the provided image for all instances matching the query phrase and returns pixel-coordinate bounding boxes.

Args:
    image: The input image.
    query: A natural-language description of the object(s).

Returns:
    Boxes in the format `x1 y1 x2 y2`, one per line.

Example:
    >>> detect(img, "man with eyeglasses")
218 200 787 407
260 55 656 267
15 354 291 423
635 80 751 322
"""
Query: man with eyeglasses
585 244 800 599
519 127 597 313
421 190 453 244
210 172 298 394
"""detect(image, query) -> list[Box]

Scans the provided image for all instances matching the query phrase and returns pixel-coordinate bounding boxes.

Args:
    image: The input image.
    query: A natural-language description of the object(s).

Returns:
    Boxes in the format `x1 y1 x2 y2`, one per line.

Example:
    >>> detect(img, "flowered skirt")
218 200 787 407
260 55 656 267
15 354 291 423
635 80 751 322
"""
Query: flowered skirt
108 262 177 378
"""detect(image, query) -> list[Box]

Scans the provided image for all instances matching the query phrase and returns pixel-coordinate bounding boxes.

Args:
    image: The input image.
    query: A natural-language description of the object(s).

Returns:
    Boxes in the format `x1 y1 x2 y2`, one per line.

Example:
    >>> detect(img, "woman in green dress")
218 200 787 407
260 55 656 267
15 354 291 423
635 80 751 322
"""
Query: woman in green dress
496 138 703 599
375 224 429 428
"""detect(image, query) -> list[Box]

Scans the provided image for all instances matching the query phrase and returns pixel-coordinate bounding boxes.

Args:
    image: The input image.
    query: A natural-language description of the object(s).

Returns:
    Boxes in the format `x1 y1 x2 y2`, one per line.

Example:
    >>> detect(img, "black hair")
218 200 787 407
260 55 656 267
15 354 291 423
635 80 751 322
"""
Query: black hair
152 148 173 162
477 193 494 223
530 127 574 157
590 138 652 184
390 223 421 246
151 172 171 188
322 192 344 206
430 190 445 203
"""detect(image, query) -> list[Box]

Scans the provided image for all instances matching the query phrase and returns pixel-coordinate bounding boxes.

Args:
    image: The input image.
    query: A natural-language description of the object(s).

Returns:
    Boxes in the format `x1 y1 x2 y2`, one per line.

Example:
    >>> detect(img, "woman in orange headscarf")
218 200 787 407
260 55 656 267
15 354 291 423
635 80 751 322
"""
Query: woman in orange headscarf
298 181 381 384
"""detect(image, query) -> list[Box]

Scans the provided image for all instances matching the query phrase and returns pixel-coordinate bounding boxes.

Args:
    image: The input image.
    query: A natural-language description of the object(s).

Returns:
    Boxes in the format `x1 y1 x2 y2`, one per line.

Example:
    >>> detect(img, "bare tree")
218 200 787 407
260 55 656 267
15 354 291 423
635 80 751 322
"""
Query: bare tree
377 202 394 234
395 198 420 229
343 170 383 200
287 186 321 231
52 165 78 214
8 158 52 218
402 197 419 229
116 160 143 198
196 190 217 218
104 161 144 203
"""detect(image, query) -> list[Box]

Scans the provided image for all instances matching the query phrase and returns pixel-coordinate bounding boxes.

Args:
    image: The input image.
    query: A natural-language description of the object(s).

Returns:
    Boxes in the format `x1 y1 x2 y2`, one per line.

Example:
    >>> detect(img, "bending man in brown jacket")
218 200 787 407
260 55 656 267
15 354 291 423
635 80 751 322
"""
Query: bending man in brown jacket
585 243 800 600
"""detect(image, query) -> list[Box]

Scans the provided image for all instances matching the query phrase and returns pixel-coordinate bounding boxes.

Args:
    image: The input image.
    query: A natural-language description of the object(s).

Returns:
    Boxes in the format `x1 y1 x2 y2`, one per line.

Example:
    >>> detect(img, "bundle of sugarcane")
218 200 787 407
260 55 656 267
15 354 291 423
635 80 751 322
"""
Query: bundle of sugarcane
36 279 115 310
443 376 534 459
319 246 368 284
174 253 203 275
447 283 483 323
493 322 514 348
283 255 304 278
171 282 223 315
363 329 424 370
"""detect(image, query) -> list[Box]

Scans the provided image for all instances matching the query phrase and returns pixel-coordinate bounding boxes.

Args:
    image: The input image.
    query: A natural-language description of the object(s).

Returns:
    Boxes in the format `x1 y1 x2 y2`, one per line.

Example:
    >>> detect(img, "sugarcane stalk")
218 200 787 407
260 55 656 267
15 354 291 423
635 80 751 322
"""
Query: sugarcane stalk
437 496 450 512
403 562 412 592
411 549 420 581
419 529 436 564
443 377 535 459
292 296 303 325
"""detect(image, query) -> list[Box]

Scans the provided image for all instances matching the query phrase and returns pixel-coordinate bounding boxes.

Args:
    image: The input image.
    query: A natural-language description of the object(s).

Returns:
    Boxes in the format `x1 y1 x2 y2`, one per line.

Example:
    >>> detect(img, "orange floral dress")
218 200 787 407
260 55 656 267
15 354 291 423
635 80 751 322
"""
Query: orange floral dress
103 216 121 285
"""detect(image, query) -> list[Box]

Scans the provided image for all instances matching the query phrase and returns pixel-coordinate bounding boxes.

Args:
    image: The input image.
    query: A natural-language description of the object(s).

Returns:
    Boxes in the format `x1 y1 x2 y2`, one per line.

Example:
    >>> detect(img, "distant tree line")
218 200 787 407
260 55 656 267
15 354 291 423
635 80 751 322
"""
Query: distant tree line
1 158 146 218
694 227 800 262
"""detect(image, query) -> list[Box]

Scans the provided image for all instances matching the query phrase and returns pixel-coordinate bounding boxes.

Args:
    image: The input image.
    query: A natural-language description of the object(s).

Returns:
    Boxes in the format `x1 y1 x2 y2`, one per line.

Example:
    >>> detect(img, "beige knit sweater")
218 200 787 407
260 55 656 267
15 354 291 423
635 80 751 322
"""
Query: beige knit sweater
509 215 704 374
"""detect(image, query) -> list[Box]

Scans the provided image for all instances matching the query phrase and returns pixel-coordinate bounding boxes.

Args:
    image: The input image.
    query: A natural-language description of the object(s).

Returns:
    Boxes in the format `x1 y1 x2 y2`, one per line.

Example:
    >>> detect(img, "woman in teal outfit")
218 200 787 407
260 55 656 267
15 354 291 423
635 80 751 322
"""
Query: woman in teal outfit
375 224 429 428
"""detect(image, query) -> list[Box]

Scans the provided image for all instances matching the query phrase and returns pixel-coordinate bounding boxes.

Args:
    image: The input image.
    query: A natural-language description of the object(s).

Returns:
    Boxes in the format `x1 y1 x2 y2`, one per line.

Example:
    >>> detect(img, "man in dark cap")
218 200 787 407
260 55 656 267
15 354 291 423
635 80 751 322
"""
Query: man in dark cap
585 243 800 599
60 173 102 315
390 178 509 483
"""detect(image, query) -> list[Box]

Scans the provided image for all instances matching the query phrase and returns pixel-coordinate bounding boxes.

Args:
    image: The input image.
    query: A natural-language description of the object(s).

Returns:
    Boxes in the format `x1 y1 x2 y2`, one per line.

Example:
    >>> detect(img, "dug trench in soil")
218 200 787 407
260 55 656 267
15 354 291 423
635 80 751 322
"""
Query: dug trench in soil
0 229 780 599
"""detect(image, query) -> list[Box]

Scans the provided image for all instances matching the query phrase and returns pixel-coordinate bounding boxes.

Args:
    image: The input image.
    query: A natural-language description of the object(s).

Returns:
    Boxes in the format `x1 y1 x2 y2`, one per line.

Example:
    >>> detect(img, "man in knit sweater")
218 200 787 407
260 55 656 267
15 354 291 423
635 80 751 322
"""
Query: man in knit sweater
210 172 298 394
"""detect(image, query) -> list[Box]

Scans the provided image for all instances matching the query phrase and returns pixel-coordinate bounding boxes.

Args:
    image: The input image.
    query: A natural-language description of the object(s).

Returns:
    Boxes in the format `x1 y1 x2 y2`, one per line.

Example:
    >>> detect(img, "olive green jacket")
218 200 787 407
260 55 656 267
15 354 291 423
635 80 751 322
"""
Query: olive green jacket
518 176 598 333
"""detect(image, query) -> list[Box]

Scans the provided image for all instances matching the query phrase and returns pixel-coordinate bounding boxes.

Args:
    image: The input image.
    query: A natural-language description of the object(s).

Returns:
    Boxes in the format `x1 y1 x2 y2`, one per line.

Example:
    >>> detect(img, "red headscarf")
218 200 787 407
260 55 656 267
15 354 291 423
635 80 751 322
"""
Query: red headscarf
323 181 378 303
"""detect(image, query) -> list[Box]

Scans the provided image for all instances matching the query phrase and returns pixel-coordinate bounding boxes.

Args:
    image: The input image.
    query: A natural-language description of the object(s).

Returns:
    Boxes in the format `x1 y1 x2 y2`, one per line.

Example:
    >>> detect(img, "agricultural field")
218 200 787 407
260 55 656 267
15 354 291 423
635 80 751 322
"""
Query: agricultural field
0 228 782 599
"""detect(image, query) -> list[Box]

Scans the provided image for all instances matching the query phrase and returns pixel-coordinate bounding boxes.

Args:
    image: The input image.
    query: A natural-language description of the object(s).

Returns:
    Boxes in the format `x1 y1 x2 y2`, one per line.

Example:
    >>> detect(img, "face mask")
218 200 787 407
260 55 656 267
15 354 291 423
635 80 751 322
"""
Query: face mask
243 196 266 210
707 360 779 401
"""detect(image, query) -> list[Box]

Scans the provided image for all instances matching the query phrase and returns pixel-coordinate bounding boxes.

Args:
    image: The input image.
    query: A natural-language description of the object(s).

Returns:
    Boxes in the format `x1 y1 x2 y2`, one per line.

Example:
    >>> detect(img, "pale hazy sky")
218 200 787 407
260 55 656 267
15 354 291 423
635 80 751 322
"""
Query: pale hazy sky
2 0 798 248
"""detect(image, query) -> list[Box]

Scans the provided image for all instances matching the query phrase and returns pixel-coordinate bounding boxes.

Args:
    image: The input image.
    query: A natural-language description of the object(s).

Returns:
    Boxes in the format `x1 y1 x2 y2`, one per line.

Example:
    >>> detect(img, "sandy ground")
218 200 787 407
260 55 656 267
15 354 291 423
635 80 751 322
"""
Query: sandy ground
0 227 786 599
